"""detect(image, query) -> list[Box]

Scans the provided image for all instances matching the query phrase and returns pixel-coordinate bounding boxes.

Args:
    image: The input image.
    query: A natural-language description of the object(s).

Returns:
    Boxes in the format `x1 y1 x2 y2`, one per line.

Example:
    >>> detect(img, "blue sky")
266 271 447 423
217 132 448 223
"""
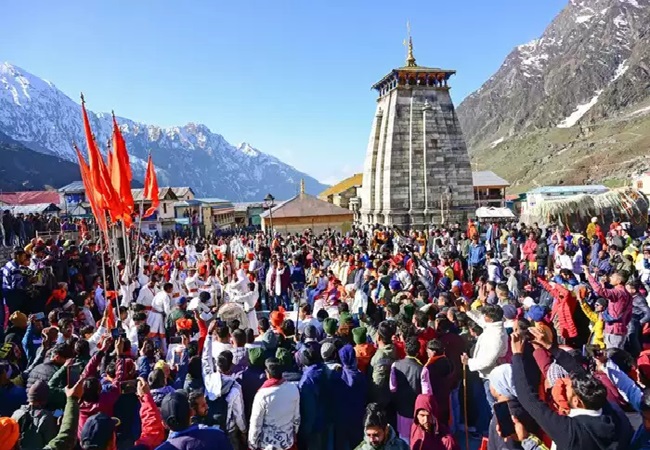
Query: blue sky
2 0 566 185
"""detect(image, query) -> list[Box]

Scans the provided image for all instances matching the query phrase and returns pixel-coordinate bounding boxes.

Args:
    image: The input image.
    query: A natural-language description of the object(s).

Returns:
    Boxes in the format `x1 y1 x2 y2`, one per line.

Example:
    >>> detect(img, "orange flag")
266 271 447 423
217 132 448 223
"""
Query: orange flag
74 143 108 240
111 113 134 226
143 154 159 218
81 94 120 223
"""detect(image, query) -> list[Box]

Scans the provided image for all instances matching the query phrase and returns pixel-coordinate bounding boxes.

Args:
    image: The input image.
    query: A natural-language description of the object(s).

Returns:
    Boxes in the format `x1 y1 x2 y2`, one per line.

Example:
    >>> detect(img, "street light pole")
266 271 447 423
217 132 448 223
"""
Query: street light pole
264 193 275 237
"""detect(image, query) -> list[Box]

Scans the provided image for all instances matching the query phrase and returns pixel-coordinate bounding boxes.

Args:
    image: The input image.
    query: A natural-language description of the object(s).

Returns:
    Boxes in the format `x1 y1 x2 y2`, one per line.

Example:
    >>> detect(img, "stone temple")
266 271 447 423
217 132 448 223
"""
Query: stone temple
357 38 474 228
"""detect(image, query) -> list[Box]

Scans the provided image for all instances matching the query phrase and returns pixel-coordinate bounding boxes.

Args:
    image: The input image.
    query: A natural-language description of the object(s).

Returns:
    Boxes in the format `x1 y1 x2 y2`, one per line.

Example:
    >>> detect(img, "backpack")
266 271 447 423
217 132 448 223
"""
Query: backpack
13 406 52 450
207 379 235 431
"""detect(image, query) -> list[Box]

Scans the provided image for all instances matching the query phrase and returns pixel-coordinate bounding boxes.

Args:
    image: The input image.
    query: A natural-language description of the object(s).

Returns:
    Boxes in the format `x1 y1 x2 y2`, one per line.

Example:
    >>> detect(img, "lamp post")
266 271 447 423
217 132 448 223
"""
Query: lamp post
264 193 275 236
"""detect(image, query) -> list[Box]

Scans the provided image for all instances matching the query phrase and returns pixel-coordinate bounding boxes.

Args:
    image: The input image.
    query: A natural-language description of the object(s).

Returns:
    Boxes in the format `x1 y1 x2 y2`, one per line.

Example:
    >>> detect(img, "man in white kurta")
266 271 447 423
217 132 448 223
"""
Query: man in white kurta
148 282 173 353
184 268 202 298
136 280 158 311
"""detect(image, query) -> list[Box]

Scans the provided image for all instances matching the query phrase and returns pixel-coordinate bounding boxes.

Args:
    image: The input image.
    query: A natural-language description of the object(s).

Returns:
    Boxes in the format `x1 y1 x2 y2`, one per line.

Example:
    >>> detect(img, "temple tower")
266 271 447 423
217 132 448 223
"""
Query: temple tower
359 36 474 228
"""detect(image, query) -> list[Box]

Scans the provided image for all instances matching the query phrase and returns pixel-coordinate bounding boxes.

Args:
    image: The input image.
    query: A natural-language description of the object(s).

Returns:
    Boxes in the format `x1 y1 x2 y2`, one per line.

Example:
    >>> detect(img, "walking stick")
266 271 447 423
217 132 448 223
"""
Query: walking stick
463 362 470 450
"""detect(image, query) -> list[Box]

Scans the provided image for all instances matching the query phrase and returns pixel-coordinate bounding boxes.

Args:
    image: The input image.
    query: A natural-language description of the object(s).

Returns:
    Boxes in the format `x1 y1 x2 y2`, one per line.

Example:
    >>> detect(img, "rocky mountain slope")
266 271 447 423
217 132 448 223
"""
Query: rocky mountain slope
0 62 327 200
0 131 81 191
457 0 650 191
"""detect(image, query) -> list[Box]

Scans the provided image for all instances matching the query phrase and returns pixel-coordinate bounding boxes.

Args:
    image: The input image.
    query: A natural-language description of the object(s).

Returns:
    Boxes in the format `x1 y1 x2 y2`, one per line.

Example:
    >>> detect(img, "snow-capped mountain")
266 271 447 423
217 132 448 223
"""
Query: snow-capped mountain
457 0 650 149
0 62 328 200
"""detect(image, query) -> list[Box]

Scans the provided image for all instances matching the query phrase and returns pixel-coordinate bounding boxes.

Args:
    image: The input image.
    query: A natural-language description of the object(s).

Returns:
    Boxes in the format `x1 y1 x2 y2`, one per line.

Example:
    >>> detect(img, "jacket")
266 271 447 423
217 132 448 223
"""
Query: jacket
155 424 233 450
536 242 549 266
421 355 454 425
21 322 42 366
26 360 60 390
537 277 578 339
512 353 620 450
631 294 650 325
11 404 57 450
390 356 423 418
410 394 459 450
354 424 409 450
248 379 301 450
368 344 398 407
588 275 633 335
78 350 125 438
466 310 508 378
416 328 437 365
580 301 605 349
336 345 367 442
0 382 27 417
298 363 327 441
135 391 166 449
239 365 267 423
468 243 486 266
43 397 79 450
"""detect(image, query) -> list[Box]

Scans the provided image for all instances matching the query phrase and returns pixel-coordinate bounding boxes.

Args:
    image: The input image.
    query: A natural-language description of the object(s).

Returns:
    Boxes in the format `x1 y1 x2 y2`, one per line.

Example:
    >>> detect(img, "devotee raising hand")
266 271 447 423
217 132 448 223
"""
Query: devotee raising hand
527 327 553 350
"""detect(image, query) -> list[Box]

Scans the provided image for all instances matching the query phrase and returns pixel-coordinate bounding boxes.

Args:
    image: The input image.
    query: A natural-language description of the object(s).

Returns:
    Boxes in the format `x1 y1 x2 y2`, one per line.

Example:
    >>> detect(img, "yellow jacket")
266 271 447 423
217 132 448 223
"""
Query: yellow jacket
580 301 604 349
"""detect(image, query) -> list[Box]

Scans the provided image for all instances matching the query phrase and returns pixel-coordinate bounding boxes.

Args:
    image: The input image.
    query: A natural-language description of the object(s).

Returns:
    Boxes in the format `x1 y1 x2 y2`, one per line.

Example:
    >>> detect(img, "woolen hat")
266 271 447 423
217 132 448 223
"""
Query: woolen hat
248 347 265 367
160 391 190 430
28 380 49 405
339 312 353 325
175 296 188 306
321 342 338 361
303 324 319 341
352 327 367 345
275 347 293 368
323 318 338 336
502 304 518 320
80 413 118 449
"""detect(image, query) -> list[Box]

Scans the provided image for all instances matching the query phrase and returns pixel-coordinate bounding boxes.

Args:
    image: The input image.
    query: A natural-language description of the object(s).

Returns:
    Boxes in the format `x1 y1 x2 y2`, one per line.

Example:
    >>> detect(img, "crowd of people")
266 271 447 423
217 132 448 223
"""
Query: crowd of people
0 216 650 450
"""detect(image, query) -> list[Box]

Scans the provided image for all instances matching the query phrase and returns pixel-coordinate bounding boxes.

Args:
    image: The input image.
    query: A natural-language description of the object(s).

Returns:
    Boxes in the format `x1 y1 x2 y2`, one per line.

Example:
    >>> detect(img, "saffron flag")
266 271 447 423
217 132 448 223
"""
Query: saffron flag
143 154 159 218
111 113 134 226
74 143 108 239
81 95 119 223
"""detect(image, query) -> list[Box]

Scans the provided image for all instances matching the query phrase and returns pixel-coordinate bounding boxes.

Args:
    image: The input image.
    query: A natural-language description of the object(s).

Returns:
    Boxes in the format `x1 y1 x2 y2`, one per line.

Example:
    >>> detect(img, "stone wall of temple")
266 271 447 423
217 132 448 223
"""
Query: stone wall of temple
360 83 474 228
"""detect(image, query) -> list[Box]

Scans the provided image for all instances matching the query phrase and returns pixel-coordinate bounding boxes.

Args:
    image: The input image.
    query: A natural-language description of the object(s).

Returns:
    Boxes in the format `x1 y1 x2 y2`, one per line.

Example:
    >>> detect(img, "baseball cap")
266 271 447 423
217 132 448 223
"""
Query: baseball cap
80 413 119 449
160 391 191 431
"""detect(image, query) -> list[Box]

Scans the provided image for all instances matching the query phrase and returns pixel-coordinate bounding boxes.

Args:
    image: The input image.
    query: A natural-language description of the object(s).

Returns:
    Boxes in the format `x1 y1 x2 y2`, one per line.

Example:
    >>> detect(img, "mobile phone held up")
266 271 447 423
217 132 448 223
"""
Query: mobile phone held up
67 365 81 388
493 401 516 437
33 312 45 321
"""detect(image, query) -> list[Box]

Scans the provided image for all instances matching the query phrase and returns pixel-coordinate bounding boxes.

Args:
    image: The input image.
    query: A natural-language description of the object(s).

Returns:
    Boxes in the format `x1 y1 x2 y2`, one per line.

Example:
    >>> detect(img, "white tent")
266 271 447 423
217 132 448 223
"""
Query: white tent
475 207 516 219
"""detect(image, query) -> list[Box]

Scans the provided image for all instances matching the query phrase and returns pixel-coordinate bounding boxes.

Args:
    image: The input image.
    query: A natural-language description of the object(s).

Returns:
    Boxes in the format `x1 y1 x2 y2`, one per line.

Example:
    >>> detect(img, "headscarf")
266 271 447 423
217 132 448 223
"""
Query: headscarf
270 307 285 332
175 318 193 331
488 364 517 399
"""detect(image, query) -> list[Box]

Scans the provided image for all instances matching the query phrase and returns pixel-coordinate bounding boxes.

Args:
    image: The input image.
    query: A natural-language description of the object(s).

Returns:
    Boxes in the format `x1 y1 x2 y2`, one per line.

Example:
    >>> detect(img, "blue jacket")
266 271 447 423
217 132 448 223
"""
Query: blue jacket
467 243 486 266
22 322 43 366
290 265 306 284
155 424 233 450
0 382 27 417
298 363 327 439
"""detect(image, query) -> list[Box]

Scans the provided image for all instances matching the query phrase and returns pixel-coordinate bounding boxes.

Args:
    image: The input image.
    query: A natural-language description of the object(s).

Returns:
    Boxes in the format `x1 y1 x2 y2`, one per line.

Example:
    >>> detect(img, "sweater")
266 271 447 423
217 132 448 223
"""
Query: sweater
155 424 234 450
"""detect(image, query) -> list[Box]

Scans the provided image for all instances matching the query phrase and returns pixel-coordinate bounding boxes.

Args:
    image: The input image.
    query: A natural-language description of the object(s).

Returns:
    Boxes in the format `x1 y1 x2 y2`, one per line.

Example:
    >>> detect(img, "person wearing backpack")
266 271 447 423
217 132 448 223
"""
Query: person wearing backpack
11 380 57 450
203 335 246 449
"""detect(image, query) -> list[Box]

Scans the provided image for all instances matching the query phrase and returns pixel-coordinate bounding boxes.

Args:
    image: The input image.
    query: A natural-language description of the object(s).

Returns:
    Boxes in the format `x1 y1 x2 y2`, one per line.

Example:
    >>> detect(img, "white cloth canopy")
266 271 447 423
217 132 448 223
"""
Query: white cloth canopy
475 207 516 219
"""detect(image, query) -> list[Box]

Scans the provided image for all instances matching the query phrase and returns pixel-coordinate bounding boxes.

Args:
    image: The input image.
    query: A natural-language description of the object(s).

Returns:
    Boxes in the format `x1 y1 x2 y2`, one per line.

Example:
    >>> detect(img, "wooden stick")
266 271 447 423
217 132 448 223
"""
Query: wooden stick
463 363 470 450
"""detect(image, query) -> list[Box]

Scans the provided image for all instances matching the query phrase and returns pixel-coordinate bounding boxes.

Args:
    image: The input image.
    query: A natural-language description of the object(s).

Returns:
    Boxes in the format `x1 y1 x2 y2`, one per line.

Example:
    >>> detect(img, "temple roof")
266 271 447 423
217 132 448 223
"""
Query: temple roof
260 192 353 219
318 173 363 199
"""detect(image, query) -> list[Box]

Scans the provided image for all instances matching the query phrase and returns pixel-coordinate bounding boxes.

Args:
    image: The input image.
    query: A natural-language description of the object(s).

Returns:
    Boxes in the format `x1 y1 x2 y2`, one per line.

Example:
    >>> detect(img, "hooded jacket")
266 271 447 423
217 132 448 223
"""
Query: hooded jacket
335 345 368 440
410 394 458 450
368 344 398 407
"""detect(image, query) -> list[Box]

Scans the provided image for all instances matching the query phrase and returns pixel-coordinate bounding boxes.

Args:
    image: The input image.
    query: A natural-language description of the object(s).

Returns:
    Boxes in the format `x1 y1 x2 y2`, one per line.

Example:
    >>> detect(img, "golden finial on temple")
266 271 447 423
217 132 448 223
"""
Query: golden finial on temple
300 178 305 195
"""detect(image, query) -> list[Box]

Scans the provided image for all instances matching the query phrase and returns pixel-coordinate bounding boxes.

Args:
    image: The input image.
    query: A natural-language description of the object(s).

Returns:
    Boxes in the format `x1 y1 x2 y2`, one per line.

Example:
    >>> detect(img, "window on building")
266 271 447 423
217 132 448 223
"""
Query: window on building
163 203 167 214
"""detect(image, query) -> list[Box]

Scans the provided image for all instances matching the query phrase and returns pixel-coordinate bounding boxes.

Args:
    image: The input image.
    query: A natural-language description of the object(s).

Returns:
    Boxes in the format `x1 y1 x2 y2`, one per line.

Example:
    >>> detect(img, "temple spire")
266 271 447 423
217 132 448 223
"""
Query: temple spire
405 21 417 67
300 178 305 195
